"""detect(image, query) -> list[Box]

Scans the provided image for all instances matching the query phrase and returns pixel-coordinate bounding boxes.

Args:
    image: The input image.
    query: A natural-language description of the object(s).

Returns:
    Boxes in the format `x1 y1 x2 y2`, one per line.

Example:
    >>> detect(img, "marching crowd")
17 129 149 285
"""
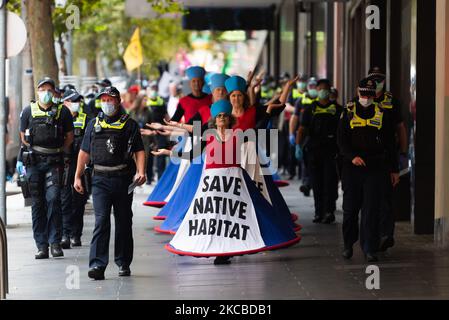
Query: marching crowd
15 64 405 280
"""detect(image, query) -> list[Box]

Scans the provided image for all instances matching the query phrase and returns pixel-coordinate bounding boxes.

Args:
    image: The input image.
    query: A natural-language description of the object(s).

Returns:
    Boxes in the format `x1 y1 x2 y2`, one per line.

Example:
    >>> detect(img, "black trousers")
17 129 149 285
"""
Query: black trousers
380 175 395 238
341 164 387 254
89 174 134 269
26 162 63 250
61 184 88 238
308 152 338 218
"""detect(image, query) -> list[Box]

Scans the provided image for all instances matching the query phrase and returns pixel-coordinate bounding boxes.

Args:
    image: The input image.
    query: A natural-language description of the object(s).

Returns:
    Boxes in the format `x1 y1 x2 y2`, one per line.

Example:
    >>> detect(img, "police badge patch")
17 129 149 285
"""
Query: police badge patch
106 138 115 154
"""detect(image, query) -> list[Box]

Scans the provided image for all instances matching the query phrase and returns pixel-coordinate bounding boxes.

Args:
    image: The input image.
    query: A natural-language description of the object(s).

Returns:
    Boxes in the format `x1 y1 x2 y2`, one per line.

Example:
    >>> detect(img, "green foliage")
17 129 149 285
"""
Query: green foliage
49 0 191 77
6 0 21 14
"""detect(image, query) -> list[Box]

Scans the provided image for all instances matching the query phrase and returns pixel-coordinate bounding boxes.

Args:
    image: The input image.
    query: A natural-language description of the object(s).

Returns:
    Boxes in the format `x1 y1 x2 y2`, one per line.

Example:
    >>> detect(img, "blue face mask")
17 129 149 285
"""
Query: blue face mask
308 89 318 98
297 82 307 91
38 91 53 104
101 102 117 116
318 89 330 100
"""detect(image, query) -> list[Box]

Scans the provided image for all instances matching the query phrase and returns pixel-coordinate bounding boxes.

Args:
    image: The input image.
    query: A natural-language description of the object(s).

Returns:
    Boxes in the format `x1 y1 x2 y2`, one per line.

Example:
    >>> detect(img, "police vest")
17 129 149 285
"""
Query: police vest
312 103 337 116
260 88 274 99
309 103 339 144
29 102 64 150
301 95 317 106
347 102 384 130
95 99 101 109
292 89 304 100
378 92 393 109
146 96 164 107
91 114 132 167
73 112 87 152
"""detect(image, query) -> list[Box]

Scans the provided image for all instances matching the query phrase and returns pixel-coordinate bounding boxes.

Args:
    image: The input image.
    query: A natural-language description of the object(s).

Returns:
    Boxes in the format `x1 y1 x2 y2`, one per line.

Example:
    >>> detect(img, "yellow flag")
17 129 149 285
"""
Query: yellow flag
123 28 143 72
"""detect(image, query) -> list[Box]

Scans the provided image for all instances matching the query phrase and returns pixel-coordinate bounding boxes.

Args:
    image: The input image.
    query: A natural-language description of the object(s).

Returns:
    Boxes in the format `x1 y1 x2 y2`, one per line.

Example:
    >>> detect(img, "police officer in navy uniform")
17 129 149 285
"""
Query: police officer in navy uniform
296 79 342 224
290 77 319 196
337 78 399 262
84 78 112 119
145 81 169 180
367 67 407 252
74 86 146 280
19 77 74 259
60 89 90 248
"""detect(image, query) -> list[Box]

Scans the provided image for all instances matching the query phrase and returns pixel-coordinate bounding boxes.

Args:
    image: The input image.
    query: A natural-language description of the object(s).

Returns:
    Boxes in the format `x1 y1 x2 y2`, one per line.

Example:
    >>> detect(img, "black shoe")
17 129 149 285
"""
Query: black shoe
322 213 336 224
342 247 353 260
70 237 82 247
378 236 395 252
288 175 295 180
35 248 49 260
214 256 232 265
366 253 379 262
299 185 311 197
88 267 105 280
60 236 71 249
312 215 322 223
50 243 64 258
118 266 131 277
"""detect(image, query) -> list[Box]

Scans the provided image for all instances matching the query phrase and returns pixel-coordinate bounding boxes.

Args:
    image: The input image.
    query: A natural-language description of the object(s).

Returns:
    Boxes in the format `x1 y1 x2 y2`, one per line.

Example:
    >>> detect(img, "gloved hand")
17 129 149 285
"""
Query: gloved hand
295 144 303 161
16 161 25 175
289 134 296 146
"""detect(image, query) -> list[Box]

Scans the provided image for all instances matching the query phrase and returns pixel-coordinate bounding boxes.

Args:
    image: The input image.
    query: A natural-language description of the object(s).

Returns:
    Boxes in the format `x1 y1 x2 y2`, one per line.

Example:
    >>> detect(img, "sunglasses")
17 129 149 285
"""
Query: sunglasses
216 113 230 119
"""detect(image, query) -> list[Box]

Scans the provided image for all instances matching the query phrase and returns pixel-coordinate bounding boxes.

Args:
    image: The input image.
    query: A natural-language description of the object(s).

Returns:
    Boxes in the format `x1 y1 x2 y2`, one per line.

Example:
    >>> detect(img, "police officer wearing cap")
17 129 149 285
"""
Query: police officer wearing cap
84 78 112 119
296 79 342 224
145 80 169 181
367 66 407 252
60 89 90 248
19 77 74 259
285 74 308 180
74 86 146 280
337 78 399 262
290 77 319 196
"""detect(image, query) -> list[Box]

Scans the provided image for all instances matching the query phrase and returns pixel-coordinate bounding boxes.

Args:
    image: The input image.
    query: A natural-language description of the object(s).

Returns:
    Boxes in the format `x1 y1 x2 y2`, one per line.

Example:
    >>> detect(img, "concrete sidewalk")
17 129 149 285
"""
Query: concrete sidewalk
3 178 449 300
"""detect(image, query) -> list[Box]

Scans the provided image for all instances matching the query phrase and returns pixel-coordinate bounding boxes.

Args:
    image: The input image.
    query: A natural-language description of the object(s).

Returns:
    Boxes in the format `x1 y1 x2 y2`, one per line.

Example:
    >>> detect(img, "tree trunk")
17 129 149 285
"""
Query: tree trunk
25 0 59 87
21 0 34 104
58 33 67 76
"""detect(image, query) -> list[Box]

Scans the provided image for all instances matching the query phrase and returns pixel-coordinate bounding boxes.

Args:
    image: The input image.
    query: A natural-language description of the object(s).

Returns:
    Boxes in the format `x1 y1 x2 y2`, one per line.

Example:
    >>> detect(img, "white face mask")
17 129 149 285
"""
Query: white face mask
359 97 373 107
70 102 80 113
101 102 117 116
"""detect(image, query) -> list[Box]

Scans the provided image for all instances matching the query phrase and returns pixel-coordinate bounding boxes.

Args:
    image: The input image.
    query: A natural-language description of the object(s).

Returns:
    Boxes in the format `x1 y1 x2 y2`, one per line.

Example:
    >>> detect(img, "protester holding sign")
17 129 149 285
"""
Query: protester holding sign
152 100 300 264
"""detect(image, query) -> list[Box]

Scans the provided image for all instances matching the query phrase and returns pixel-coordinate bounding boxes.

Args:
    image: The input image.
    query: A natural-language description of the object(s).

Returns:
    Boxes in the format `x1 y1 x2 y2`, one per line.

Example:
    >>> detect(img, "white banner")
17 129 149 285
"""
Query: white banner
170 167 266 254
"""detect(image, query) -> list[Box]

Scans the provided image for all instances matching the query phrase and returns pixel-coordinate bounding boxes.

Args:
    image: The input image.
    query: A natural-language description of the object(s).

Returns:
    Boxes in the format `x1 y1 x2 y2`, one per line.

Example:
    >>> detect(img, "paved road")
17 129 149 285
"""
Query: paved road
4 178 448 300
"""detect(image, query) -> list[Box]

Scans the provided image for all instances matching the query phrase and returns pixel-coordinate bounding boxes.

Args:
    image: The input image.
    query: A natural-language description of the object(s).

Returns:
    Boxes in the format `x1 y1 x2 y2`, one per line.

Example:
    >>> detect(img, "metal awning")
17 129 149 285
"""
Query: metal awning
125 0 281 18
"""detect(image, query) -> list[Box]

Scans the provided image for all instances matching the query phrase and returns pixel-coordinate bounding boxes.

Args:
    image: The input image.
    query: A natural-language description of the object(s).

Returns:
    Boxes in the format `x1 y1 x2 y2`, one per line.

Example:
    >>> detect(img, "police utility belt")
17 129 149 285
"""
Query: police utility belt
22 147 64 166
93 164 131 177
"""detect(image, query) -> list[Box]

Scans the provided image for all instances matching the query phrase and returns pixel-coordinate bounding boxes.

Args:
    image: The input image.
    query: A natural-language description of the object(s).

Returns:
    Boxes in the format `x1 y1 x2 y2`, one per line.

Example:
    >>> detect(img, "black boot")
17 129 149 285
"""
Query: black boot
214 256 232 265
365 252 379 262
342 247 353 260
60 236 71 249
118 266 131 277
299 185 311 197
35 247 49 260
88 267 105 280
50 243 64 258
312 215 322 223
378 236 395 252
322 212 336 224
70 237 82 247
